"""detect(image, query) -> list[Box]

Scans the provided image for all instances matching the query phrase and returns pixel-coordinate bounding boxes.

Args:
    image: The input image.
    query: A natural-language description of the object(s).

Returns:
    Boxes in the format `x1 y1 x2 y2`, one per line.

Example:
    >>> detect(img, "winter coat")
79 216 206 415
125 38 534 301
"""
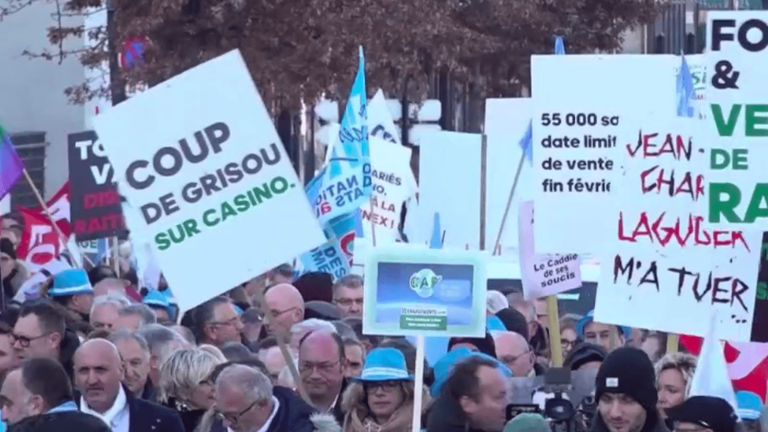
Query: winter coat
425 393 488 432
8 411 110 432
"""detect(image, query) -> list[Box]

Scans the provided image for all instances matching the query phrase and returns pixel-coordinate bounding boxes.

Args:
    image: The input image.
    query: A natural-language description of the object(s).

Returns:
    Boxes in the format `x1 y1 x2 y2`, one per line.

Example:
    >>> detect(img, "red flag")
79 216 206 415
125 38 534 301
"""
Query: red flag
16 207 65 272
31 182 71 238
680 335 768 402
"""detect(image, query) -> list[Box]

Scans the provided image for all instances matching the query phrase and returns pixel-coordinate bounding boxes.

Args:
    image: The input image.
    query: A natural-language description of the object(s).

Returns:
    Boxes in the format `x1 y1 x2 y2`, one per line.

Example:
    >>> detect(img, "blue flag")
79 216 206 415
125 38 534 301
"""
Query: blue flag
300 174 358 280
429 212 442 249
677 53 695 118
310 47 371 225
520 36 566 162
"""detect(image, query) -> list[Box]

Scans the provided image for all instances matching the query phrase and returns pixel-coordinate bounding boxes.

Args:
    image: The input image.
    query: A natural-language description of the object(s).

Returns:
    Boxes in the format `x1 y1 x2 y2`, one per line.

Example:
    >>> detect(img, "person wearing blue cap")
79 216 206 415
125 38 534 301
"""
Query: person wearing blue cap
577 310 631 353
143 290 173 325
340 347 429 432
48 269 94 323
736 391 764 432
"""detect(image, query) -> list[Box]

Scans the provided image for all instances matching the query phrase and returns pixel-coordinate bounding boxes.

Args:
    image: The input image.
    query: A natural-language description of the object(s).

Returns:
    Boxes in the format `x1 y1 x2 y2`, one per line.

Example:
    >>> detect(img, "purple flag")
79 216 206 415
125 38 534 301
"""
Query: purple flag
0 123 25 200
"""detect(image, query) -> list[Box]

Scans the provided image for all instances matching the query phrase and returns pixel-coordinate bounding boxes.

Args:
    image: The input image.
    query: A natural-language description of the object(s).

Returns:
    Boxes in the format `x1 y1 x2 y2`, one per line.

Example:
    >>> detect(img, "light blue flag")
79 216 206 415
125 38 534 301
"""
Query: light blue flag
300 174 357 280
521 36 566 163
677 53 695 118
96 237 109 264
310 47 371 225
429 212 442 249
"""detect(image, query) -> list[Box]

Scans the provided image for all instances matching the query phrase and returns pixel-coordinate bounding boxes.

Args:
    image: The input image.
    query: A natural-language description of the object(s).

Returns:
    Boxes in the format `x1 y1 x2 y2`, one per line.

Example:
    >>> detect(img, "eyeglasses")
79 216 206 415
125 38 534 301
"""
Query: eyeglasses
363 381 400 392
10 332 52 348
210 316 241 328
215 399 260 424
299 361 341 376
498 350 532 366
561 339 576 351
269 307 298 319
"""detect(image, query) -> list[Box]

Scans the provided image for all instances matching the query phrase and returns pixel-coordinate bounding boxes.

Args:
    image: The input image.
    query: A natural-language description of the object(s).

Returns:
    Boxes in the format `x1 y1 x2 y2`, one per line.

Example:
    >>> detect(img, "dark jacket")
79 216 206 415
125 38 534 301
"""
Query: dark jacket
8 411 110 432
534 362 546 376
59 329 80 381
426 392 487 432
331 379 348 425
163 397 206 432
269 386 319 432
76 386 185 432
140 380 158 403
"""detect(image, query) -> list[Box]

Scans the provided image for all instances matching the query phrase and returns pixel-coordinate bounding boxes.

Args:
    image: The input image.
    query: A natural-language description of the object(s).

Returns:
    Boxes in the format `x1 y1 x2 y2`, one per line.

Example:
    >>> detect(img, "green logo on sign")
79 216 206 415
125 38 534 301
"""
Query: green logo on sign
409 269 442 299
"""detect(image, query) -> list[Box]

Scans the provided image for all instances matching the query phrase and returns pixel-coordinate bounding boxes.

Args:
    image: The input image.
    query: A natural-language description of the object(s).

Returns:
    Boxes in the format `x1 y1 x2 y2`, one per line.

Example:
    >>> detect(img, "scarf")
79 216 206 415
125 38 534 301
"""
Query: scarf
344 402 414 432
47 400 79 414
81 386 128 429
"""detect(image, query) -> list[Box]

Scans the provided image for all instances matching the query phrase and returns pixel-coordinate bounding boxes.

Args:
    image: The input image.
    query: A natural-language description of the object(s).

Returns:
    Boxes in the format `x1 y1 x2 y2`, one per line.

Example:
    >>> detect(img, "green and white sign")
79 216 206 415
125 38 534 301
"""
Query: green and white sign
705 12 768 228
93 50 325 312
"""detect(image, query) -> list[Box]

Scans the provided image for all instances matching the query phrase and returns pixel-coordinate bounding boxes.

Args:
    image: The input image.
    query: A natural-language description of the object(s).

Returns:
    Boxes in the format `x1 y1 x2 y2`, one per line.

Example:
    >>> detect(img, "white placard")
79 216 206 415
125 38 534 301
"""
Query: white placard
531 55 677 254
595 117 761 342
93 50 325 312
704 12 768 229
417 131 482 249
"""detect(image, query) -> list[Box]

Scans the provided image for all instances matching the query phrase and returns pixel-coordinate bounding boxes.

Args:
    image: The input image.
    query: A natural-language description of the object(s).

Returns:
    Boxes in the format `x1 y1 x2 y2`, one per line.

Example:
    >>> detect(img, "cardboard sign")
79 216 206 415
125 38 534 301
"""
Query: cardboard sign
93 49 325 312
363 246 486 337
67 131 128 240
531 55 677 254
518 200 582 299
704 12 768 228
360 136 414 243
595 121 762 342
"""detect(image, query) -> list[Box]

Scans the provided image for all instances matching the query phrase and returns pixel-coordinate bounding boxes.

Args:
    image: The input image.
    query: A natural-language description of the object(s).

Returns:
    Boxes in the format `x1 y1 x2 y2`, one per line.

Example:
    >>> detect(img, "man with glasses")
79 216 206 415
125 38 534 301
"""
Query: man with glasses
331 275 364 318
214 364 339 432
12 300 79 380
263 284 305 340
193 296 244 346
298 330 347 424
493 331 541 377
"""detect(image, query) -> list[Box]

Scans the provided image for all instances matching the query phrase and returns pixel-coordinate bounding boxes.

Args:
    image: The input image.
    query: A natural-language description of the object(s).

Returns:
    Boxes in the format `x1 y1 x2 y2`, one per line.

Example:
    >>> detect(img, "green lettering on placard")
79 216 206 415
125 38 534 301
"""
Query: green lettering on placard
709 183 742 223
744 184 768 223
712 104 742 137
746 105 768 137
758 282 768 301
732 149 749 169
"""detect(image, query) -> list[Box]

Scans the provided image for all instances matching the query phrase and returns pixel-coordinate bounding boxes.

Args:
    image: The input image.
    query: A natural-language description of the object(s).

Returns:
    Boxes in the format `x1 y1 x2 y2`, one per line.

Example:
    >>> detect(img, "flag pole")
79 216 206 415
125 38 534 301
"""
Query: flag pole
21 169 93 268
492 153 525 255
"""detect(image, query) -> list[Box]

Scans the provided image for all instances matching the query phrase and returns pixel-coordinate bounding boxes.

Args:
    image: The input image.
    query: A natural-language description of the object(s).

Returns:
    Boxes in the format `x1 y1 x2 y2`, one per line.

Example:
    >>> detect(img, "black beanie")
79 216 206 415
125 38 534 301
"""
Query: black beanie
564 342 607 371
495 307 529 340
595 347 657 414
0 238 16 261
448 332 497 358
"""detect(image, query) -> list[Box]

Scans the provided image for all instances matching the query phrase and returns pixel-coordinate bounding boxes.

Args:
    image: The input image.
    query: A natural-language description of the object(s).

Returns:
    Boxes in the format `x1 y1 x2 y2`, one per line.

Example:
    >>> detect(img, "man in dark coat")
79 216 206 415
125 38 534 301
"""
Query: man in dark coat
215 364 340 432
73 338 185 432
0 357 108 432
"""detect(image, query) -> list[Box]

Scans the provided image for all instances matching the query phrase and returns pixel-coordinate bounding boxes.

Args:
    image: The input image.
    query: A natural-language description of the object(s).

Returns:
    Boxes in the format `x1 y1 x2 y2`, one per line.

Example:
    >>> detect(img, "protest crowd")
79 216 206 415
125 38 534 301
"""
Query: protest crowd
0 5 766 432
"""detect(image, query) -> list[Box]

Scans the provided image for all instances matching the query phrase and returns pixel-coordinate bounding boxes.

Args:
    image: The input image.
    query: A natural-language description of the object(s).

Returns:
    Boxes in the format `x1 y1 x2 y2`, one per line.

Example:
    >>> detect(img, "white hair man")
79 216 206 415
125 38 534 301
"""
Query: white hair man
486 291 509 315
90 293 131 331
136 324 190 400
115 304 157 332
215 364 339 432
289 318 337 351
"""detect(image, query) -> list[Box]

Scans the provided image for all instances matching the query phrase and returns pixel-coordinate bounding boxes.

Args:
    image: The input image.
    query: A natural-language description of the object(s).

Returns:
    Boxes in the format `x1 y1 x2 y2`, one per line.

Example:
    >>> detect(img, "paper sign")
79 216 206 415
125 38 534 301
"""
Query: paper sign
595 121 762 342
518 201 582 299
93 49 325 312
531 55 677 254
367 89 418 195
67 131 128 240
360 136 414 242
363 246 486 337
704 12 768 229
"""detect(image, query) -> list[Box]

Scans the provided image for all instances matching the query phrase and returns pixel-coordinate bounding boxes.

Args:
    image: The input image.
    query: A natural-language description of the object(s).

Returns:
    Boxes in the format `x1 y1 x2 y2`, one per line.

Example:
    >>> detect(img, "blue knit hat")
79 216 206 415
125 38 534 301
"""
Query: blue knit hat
353 348 413 382
736 391 763 420
577 310 631 339
143 289 171 309
48 269 94 297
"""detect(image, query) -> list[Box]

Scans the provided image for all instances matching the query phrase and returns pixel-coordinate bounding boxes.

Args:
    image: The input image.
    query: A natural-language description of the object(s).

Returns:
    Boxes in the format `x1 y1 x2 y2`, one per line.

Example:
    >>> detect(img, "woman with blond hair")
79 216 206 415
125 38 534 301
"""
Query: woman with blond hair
655 352 697 418
341 347 430 432
158 348 225 432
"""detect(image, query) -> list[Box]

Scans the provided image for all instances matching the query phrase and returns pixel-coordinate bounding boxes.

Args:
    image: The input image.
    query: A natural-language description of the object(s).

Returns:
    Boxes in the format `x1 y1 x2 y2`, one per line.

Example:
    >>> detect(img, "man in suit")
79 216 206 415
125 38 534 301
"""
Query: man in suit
0 357 108 432
73 338 184 432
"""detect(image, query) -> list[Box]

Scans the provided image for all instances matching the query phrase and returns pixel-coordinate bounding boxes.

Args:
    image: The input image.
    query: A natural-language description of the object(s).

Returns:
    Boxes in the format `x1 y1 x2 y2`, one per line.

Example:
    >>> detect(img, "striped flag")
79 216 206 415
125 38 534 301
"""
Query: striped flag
0 122 24 200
